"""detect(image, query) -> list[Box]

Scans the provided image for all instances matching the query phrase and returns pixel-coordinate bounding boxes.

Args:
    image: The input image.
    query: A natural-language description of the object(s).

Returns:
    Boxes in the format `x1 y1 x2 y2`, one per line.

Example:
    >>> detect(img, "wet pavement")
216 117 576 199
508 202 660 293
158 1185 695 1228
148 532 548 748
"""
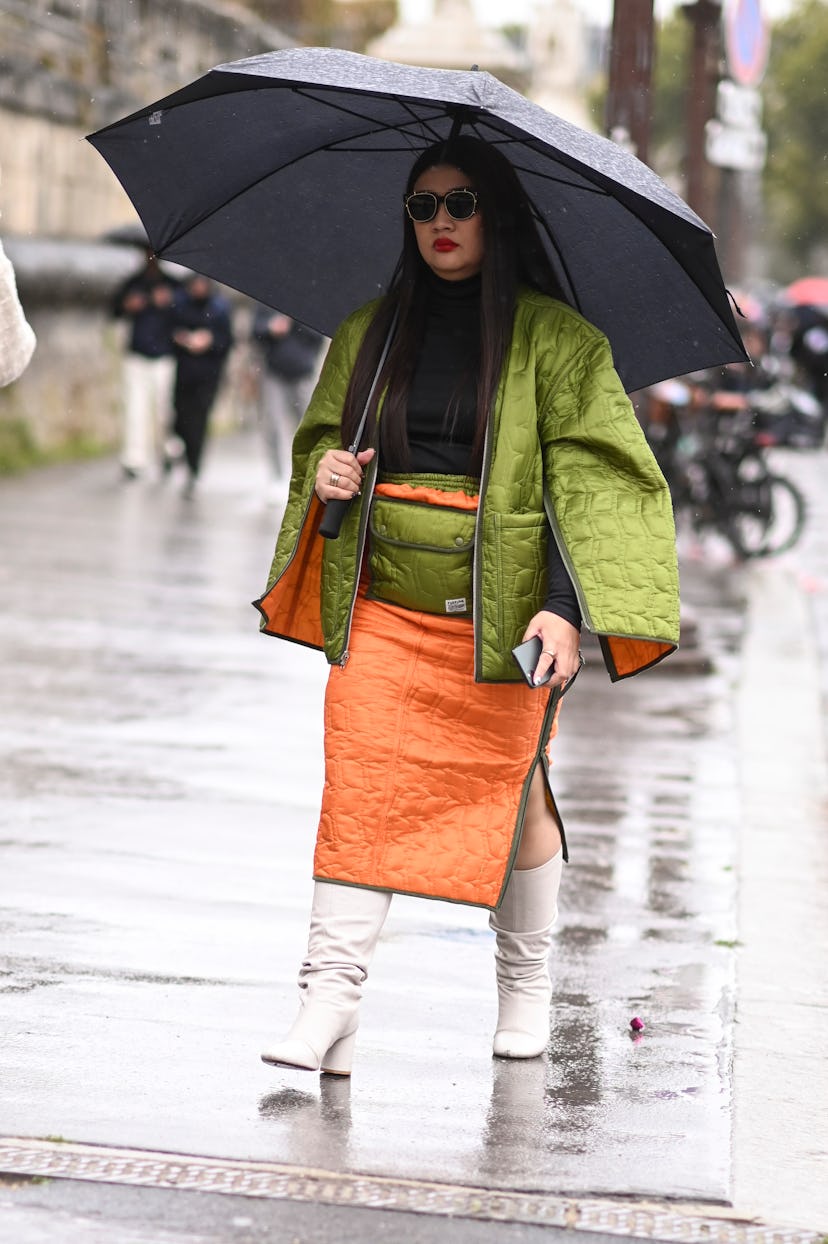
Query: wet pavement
0 435 826 1238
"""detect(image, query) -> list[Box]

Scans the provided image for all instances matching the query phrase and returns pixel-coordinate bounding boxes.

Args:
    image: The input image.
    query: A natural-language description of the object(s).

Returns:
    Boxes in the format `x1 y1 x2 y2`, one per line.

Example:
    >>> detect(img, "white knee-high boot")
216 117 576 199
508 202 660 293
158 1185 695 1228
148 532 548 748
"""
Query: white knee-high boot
489 850 563 1059
261 881 391 1076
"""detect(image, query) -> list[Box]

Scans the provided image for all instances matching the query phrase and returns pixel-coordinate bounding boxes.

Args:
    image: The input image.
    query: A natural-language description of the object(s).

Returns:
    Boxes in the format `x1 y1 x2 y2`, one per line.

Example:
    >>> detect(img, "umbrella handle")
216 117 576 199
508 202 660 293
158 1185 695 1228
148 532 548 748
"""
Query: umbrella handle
316 308 398 543
319 496 351 539
319 433 359 539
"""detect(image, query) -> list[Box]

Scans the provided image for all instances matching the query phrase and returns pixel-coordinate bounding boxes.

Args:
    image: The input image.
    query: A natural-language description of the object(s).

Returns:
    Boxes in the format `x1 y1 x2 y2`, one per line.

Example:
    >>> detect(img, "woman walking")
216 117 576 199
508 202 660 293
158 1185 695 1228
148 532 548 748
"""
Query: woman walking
254 136 679 1075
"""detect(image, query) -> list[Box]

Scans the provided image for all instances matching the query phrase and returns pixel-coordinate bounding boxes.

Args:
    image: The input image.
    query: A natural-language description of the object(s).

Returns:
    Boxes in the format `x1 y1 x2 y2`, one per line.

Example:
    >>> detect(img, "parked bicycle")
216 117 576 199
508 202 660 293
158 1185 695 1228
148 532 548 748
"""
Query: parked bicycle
643 381 806 558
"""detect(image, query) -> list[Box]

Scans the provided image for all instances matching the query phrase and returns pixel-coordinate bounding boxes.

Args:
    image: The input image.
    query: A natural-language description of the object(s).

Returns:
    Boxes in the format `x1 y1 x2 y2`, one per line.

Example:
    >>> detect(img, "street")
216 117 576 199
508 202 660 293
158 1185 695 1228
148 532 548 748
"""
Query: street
1 435 826 1242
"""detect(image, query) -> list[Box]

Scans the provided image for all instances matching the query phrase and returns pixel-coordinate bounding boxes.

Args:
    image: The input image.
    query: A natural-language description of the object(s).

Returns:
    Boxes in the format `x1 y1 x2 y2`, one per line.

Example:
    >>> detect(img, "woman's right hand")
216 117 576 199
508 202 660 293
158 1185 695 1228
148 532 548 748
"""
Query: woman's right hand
315 447 375 503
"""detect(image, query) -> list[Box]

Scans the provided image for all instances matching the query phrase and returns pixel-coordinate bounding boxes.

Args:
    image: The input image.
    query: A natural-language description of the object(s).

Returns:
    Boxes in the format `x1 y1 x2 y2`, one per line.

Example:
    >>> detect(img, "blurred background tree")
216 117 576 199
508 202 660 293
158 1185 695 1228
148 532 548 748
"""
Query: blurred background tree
586 11 690 191
592 0 828 279
763 0 828 269
649 11 690 189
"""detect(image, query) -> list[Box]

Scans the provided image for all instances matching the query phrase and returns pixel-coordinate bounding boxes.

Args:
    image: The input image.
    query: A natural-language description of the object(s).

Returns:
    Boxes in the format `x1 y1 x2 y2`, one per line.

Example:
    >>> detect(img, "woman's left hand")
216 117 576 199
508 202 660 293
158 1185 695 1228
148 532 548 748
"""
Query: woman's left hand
522 611 581 688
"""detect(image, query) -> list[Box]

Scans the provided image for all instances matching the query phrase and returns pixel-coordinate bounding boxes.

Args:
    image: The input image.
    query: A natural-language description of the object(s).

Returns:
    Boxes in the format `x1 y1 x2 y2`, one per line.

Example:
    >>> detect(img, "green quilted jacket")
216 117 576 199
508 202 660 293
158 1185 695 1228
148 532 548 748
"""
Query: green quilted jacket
255 289 679 682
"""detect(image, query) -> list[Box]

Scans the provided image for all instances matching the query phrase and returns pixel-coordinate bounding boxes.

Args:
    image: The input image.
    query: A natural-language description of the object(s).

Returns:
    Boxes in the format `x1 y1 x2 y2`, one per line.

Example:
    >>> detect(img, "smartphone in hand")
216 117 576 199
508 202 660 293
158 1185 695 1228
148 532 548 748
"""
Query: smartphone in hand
511 636 553 688
511 638 585 691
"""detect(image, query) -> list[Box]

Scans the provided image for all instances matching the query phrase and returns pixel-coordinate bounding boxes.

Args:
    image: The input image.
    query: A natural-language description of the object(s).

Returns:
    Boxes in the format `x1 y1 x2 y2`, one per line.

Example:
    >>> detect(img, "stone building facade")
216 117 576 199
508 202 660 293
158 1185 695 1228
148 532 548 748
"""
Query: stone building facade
0 0 292 238
0 0 291 465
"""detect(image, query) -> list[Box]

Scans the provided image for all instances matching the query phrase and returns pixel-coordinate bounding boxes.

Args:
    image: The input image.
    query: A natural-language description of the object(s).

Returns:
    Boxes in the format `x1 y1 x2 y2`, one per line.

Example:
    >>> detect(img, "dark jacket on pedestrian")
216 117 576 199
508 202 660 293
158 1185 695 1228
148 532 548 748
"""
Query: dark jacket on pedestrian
172 287 233 384
112 263 179 358
252 307 323 380
790 308 828 404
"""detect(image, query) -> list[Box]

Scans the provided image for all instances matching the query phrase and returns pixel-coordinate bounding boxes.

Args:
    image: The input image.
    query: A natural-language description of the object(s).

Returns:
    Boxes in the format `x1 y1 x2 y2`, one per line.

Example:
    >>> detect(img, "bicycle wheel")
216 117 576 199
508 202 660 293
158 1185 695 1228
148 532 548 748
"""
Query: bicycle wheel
755 474 806 555
726 473 806 557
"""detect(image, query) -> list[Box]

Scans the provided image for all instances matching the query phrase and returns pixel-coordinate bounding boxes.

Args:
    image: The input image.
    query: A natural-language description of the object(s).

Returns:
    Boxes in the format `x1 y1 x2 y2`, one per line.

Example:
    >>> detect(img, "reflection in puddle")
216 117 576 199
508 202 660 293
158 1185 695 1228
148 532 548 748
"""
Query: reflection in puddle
258 1076 353 1167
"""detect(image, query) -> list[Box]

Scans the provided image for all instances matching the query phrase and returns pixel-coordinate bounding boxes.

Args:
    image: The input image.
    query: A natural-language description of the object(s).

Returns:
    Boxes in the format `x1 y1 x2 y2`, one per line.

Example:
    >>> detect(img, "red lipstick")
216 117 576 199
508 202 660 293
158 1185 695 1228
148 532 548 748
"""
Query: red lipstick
434 239 459 252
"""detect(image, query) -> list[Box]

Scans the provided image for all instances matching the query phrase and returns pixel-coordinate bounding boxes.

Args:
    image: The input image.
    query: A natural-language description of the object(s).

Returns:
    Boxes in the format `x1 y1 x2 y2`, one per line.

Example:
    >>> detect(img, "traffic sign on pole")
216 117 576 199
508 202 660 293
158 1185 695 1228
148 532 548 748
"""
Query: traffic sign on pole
705 118 767 169
724 0 770 86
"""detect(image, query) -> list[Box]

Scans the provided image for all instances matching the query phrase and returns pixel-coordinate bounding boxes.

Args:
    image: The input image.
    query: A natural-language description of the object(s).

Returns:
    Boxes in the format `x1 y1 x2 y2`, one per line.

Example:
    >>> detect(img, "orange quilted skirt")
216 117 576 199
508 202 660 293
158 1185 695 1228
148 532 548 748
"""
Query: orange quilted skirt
313 590 561 910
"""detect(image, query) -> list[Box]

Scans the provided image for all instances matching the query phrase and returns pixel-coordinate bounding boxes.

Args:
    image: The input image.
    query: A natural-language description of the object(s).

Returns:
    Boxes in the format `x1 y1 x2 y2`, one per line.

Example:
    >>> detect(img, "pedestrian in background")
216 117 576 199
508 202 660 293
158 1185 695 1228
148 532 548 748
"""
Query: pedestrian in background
252 306 324 500
790 305 828 413
169 274 233 497
255 137 679 1077
111 248 178 480
0 160 35 386
0 236 35 387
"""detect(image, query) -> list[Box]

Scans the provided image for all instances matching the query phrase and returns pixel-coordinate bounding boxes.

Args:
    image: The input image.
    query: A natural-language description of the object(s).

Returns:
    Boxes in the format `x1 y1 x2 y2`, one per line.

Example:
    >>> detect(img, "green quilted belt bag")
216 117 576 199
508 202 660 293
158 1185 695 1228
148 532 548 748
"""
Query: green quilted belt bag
366 473 479 617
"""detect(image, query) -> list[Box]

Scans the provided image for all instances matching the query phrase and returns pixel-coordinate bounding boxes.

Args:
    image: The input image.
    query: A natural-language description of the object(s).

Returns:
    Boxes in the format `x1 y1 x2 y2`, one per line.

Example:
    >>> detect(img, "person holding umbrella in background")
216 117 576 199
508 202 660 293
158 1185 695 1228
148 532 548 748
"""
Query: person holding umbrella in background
254 136 680 1076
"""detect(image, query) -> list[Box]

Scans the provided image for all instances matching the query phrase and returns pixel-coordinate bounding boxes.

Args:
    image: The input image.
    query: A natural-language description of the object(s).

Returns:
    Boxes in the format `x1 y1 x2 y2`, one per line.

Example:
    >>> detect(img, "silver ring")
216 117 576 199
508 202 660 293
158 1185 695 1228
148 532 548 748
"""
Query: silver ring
329 471 340 487
542 649 556 657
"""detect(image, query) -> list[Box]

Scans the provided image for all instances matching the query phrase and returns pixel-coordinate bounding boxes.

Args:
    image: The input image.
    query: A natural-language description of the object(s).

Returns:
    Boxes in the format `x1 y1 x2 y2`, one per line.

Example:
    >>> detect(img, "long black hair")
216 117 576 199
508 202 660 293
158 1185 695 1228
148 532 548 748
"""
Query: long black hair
340 136 568 473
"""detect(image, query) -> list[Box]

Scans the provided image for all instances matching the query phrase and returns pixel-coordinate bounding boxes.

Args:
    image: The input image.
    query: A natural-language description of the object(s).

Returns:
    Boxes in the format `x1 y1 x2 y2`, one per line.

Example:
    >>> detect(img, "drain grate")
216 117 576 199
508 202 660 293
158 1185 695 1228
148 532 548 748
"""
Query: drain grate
0 1138 820 1244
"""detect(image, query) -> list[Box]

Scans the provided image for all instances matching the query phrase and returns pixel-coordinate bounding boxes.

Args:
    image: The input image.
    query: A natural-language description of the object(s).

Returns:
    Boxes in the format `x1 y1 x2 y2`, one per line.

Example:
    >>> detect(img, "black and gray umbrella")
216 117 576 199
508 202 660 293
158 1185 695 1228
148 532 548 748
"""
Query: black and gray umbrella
87 46 746 393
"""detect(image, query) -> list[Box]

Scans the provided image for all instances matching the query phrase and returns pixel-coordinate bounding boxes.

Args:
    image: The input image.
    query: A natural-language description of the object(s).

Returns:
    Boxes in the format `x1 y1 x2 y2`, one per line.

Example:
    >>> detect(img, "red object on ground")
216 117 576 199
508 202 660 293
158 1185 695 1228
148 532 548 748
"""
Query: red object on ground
630 1016 645 1031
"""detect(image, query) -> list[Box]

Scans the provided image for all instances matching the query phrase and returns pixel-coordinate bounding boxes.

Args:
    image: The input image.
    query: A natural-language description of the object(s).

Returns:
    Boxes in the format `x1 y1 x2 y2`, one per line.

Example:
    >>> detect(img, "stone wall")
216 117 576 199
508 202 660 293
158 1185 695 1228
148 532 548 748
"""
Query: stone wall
0 0 288 465
0 0 292 238
1 238 261 467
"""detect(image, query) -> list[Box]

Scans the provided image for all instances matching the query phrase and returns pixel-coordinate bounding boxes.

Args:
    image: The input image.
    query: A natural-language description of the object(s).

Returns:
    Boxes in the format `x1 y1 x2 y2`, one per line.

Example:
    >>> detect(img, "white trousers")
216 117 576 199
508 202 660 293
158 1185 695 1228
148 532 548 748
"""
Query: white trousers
121 354 175 472
259 373 314 480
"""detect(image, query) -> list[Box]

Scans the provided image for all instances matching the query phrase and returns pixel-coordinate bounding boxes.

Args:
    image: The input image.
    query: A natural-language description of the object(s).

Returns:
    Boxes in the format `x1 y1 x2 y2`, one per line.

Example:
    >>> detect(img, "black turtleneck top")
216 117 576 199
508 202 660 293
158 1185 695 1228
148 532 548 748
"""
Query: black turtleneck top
384 272 581 630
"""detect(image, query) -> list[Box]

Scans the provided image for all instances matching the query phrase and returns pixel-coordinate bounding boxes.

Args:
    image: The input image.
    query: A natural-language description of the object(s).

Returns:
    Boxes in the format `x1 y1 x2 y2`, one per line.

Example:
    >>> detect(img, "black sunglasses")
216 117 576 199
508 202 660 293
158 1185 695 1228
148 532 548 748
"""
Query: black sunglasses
404 188 479 223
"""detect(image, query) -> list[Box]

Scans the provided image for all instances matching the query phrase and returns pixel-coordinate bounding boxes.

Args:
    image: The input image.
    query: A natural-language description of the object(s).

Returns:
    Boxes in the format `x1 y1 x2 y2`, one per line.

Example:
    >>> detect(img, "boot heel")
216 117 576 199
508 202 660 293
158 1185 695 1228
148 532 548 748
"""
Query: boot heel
321 1029 357 1076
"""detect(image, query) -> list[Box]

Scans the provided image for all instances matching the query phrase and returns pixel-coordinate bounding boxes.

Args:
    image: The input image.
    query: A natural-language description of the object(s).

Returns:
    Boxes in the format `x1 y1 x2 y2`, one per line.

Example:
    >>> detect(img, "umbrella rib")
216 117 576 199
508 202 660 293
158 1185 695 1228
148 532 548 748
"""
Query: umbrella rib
466 119 740 346
502 138 740 345
153 138 401 253
460 115 582 310
324 125 441 151
510 162 610 196
528 193 582 314
291 86 447 145
463 116 611 195
394 98 448 144
331 143 437 153
154 101 455 252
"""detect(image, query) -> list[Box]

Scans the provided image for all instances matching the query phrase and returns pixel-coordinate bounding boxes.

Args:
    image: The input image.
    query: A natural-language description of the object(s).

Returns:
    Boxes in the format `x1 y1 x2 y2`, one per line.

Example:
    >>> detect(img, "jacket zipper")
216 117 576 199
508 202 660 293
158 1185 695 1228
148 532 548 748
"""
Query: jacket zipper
543 492 594 632
472 415 495 682
337 454 379 668
499 683 566 901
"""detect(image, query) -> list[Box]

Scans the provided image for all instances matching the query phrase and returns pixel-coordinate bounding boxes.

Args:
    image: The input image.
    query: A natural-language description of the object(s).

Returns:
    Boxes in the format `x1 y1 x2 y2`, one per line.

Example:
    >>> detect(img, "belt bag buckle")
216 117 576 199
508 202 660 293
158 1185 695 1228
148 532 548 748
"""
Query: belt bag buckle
367 494 475 616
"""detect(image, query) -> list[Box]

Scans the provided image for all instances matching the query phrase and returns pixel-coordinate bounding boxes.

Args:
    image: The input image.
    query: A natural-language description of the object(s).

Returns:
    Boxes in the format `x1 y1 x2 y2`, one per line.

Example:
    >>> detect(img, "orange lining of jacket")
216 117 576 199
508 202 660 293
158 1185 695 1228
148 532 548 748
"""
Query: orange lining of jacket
373 481 480 510
258 491 675 679
257 495 326 649
257 484 479 650
604 635 675 679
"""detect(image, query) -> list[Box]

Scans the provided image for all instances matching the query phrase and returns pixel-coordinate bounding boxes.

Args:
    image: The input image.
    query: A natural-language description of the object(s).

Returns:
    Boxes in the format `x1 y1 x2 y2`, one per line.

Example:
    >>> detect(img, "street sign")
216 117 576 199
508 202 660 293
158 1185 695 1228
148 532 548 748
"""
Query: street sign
724 0 770 87
705 118 767 170
716 80 762 129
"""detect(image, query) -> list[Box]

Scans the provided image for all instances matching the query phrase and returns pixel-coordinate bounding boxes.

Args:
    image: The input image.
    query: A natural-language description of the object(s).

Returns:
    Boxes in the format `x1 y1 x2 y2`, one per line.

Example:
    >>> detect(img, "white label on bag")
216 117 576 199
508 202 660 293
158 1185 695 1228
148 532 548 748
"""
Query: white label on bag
445 597 467 613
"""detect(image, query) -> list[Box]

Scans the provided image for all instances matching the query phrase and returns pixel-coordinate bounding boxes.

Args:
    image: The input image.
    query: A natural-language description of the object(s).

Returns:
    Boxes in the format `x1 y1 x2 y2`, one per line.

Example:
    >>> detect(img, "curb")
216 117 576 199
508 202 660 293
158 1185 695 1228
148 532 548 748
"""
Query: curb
0 1138 823 1244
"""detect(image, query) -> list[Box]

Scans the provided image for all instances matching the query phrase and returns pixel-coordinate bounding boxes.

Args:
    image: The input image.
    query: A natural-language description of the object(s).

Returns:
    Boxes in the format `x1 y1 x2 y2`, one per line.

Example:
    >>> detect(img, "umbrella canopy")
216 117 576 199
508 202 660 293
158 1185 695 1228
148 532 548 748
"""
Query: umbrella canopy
784 276 828 309
101 221 151 248
87 46 746 393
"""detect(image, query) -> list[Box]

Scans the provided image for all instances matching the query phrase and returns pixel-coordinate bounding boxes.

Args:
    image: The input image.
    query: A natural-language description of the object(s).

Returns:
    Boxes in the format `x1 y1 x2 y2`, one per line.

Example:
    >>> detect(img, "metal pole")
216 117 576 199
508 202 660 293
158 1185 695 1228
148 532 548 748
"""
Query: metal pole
681 0 722 225
606 0 656 164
